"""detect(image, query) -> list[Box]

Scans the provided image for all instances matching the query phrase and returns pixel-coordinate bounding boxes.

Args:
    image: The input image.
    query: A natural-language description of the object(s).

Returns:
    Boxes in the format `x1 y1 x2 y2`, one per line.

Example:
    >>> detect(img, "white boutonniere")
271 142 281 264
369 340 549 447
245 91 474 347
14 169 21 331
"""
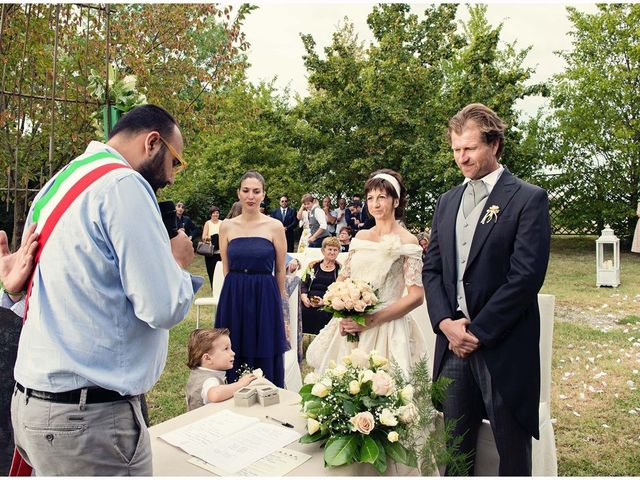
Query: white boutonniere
480 205 500 224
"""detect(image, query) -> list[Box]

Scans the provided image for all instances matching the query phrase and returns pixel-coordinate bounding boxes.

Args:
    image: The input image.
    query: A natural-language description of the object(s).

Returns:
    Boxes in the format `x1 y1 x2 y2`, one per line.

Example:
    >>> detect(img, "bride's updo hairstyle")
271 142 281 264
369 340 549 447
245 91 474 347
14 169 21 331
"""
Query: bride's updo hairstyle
364 168 407 220
239 170 265 191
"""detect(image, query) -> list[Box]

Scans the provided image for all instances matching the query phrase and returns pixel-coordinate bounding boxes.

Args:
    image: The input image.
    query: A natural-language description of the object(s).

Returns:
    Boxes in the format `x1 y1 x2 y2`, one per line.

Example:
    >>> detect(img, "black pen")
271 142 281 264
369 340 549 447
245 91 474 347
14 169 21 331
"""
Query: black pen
265 415 294 428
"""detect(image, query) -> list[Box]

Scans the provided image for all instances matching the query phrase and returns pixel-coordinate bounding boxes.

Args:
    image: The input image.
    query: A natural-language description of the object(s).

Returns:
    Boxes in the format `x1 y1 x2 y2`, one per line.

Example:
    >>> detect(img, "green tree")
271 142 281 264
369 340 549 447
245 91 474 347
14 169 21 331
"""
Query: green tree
533 4 640 238
294 4 542 229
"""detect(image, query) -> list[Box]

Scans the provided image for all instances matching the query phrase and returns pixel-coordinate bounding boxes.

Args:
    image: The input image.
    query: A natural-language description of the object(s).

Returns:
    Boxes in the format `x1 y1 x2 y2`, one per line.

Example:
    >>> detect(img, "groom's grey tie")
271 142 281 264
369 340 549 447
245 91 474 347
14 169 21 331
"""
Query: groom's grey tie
463 180 488 218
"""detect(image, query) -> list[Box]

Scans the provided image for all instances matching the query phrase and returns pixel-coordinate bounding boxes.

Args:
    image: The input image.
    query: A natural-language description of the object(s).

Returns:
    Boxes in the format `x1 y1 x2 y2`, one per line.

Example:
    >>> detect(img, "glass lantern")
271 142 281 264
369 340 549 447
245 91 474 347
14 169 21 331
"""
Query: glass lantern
596 225 620 287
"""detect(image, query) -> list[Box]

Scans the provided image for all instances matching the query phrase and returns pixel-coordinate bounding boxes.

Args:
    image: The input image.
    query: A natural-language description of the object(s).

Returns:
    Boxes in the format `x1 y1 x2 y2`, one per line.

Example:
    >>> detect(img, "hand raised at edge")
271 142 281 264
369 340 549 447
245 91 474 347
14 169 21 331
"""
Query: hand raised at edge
0 223 39 293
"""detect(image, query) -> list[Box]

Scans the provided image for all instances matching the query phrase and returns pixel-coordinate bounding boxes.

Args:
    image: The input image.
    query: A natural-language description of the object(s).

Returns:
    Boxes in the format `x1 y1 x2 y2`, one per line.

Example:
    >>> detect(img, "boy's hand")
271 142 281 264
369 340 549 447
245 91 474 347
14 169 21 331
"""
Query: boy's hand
238 373 257 387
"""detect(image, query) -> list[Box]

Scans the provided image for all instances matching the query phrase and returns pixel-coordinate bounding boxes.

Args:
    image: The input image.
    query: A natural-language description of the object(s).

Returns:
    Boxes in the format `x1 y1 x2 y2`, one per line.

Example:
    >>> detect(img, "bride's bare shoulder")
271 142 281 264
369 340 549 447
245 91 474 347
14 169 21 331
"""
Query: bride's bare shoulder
354 229 372 241
397 227 419 246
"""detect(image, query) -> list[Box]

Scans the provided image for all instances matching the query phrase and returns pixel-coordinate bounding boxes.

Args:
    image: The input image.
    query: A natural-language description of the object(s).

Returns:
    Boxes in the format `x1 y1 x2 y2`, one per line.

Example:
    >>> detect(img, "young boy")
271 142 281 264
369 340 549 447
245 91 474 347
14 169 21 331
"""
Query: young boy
186 328 256 410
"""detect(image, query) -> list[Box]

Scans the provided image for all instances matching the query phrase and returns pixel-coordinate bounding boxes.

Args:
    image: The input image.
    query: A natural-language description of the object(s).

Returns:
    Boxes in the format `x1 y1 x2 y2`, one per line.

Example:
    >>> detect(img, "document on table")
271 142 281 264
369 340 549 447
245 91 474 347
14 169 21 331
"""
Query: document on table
189 448 311 476
159 409 301 474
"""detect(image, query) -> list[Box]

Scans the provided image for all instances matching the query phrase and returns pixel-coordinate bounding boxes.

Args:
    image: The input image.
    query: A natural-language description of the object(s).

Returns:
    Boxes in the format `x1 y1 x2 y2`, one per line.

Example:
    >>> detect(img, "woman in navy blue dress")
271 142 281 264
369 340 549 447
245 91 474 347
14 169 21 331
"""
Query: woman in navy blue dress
214 170 288 387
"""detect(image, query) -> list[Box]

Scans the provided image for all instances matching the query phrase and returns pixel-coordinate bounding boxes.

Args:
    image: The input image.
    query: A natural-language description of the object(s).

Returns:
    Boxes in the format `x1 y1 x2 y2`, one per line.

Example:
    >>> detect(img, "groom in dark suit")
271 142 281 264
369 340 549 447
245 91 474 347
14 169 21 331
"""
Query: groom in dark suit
423 103 551 475
271 195 297 252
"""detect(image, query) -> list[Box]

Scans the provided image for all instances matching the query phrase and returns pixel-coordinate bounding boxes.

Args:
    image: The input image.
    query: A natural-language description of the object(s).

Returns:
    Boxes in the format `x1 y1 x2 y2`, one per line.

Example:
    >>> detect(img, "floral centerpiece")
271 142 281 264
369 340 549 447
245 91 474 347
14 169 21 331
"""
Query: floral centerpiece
322 278 378 343
299 349 463 474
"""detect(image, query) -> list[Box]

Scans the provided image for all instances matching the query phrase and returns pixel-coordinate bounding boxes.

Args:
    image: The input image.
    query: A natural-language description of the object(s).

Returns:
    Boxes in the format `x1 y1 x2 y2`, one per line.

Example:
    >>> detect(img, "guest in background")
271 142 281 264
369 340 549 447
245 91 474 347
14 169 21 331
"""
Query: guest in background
417 231 430 261
632 203 640 253
338 225 353 252
186 328 256 410
215 170 288 387
301 236 341 334
303 194 330 248
201 206 222 286
322 196 337 236
333 197 347 236
296 203 310 253
345 200 363 233
272 195 297 252
226 201 242 219
176 201 197 238
259 201 266 215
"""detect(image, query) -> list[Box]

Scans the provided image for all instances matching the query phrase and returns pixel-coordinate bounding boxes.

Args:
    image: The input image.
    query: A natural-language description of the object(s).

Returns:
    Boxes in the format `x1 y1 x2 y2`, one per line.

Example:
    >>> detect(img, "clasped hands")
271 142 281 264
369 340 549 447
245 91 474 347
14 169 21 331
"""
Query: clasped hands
439 317 480 358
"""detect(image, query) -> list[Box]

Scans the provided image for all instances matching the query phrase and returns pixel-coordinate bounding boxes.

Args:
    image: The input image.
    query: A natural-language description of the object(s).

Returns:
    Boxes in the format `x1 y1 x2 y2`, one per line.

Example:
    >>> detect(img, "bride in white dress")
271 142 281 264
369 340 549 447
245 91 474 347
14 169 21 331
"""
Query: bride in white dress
306 169 430 376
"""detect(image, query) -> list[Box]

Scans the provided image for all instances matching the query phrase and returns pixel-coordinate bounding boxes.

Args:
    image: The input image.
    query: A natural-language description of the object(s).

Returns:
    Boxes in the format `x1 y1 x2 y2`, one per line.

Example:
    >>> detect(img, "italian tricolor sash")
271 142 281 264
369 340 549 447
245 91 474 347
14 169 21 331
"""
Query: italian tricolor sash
9 150 130 477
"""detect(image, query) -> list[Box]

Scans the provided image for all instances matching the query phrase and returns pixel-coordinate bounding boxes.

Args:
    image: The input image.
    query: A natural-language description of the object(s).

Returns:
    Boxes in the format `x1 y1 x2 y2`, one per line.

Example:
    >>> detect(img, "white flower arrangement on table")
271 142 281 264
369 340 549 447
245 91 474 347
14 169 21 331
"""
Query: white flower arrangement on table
299 349 451 474
480 205 500 224
322 278 379 343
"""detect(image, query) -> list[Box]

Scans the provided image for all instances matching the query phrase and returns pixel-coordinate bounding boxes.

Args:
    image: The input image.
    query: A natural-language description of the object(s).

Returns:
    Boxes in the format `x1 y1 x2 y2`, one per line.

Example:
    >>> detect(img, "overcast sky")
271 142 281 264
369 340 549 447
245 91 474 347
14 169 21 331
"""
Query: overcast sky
242 2 598 118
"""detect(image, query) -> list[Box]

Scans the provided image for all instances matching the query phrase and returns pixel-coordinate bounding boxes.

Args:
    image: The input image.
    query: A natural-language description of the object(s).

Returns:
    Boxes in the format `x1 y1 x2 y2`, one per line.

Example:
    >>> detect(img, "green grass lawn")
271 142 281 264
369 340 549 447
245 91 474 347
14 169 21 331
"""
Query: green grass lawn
148 237 640 476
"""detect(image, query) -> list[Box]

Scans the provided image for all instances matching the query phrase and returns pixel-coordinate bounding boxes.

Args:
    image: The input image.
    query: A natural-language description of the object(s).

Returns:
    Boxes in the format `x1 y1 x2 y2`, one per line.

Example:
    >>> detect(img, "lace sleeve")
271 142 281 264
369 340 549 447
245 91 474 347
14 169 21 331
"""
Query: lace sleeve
403 256 423 287
341 250 354 278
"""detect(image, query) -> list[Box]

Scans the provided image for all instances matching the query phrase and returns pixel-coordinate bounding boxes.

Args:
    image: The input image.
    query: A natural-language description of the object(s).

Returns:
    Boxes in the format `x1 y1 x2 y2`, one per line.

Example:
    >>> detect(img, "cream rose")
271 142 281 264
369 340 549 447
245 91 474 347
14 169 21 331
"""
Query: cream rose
343 299 354 310
349 380 361 395
311 381 331 398
370 352 388 368
353 300 367 312
379 408 398 427
332 365 347 378
400 384 414 404
387 431 399 443
398 403 420 424
350 411 375 435
371 371 395 396
307 418 321 435
342 355 352 365
331 298 345 311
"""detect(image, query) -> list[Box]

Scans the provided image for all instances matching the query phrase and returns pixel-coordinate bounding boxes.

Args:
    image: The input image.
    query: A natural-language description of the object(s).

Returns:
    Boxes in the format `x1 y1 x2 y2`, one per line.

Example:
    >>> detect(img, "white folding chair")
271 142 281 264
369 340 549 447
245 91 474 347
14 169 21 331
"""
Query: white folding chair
194 262 224 328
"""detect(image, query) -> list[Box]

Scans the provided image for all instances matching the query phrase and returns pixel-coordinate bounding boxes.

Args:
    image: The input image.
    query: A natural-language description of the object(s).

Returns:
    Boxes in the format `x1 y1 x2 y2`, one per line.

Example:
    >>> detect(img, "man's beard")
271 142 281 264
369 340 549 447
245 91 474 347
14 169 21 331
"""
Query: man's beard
137 150 168 193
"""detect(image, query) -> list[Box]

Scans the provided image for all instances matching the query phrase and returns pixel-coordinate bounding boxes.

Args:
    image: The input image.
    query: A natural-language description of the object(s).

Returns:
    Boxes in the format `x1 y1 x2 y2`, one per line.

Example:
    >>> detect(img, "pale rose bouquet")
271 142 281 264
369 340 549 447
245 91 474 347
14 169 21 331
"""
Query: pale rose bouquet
298 349 428 473
323 278 378 343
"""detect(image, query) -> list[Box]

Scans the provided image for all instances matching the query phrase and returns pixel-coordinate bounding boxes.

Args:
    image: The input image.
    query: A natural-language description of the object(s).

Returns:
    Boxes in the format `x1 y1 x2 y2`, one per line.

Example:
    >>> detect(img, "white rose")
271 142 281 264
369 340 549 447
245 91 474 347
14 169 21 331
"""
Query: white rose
252 368 263 378
361 291 372 304
360 369 375 383
349 380 361 395
379 408 398 427
332 365 347 378
349 411 375 435
398 403 420 424
350 348 370 369
371 371 395 396
344 299 354 310
387 431 399 443
311 382 330 398
307 418 321 435
349 289 361 303
400 385 414 404
304 371 319 385
342 355 352 365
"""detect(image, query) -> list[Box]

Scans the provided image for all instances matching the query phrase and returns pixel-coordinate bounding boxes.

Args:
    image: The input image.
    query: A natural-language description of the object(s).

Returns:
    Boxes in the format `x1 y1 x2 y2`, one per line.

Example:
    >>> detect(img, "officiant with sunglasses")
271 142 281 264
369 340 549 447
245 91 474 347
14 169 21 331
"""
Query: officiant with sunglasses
6 104 198 476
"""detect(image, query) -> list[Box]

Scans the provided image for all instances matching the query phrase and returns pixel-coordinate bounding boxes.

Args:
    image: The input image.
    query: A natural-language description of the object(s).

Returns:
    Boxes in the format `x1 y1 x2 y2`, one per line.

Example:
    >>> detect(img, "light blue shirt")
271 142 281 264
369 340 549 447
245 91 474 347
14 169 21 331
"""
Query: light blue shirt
1 291 25 317
14 141 195 395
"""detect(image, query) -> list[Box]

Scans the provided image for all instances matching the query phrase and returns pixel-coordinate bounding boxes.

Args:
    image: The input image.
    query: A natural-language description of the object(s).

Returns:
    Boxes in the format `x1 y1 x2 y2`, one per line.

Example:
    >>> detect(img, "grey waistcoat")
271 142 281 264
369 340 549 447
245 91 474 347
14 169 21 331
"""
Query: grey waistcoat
454 191 490 319
309 206 329 239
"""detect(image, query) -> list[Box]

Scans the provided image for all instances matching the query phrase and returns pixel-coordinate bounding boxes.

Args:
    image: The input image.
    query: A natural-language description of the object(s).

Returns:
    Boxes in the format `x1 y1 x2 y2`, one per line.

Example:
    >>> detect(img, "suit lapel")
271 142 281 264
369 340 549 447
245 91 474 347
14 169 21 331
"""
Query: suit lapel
441 184 465 279
466 168 520 269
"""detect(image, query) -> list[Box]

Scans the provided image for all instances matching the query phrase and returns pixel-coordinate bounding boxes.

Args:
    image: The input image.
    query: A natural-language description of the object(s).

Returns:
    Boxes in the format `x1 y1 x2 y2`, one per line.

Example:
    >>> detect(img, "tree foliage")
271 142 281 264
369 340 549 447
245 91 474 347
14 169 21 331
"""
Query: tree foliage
531 4 640 238
294 4 542 228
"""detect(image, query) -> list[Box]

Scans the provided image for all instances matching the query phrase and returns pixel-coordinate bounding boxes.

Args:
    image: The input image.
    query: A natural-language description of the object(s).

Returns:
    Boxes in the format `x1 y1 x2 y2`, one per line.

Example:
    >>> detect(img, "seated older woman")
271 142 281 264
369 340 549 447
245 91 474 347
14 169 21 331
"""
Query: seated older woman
300 236 341 335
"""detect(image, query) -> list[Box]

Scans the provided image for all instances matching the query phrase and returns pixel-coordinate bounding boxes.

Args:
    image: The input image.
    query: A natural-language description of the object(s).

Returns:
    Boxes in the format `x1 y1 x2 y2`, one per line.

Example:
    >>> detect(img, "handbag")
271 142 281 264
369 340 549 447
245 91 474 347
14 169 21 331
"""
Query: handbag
196 241 215 256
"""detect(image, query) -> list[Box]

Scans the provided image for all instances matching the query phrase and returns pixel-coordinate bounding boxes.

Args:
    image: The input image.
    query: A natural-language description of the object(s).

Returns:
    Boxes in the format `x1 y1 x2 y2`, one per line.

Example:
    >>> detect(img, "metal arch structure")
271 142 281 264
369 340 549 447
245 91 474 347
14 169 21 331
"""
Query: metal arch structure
0 4 112 249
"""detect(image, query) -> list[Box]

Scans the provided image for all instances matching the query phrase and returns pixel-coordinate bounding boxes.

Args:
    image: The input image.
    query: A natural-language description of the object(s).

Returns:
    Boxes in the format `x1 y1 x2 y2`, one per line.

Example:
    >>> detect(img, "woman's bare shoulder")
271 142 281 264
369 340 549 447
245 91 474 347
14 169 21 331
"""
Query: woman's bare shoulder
397 227 419 245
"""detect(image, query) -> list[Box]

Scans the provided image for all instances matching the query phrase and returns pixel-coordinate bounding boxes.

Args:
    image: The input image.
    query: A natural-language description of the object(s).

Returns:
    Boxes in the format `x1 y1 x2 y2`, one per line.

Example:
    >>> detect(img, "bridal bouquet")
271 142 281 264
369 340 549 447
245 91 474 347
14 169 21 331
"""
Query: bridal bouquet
323 278 378 343
299 349 434 473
